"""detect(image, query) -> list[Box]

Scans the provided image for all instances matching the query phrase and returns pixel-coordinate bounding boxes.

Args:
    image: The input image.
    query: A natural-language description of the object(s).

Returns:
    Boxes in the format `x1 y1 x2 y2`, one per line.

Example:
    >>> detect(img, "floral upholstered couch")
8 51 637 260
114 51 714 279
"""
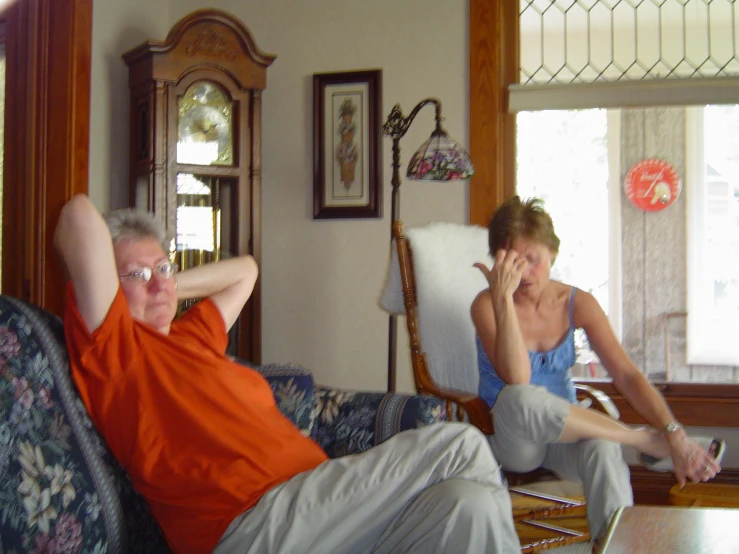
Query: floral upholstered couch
0 295 446 553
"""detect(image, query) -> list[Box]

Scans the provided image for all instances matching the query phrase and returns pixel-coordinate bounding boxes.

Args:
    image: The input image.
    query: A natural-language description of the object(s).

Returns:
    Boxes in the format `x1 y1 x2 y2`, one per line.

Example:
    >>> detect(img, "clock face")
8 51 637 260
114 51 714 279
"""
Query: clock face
177 81 233 166
179 106 229 143
624 158 682 212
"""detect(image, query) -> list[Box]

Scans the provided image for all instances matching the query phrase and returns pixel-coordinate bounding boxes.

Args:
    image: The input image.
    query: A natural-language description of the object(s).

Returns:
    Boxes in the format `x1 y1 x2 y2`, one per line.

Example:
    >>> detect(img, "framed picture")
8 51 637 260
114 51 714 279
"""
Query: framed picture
313 69 382 219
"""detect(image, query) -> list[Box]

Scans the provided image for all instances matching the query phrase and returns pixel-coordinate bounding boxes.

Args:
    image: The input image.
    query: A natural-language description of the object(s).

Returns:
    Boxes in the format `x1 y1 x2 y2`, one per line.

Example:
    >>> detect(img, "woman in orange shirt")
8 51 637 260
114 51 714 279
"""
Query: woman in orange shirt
56 194 520 554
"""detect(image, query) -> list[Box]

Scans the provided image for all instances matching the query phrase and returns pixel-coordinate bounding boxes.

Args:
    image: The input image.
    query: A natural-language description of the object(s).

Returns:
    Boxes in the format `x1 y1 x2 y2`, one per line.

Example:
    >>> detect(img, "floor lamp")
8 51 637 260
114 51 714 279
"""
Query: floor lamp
382 98 474 392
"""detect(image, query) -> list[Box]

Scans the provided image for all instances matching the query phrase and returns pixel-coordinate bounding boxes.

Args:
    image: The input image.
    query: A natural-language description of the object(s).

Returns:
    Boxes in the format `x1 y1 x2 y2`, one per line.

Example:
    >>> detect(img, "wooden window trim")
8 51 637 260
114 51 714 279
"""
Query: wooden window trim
2 0 92 315
469 0 739 426
469 0 517 227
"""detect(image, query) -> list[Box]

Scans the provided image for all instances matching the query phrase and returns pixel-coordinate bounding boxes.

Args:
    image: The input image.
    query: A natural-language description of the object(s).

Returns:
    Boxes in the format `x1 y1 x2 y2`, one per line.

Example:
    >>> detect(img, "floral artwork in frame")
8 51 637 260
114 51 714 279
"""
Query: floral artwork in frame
313 70 382 219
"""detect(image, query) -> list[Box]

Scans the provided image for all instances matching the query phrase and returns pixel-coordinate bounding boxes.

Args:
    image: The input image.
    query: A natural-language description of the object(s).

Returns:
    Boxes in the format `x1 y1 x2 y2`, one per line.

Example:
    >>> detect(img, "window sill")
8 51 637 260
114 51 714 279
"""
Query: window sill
575 379 739 427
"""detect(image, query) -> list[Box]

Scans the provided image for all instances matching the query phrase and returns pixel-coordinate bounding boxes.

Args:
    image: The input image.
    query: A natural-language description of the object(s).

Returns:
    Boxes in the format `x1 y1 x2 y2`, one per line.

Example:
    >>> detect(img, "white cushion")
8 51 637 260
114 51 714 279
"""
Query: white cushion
380 222 493 394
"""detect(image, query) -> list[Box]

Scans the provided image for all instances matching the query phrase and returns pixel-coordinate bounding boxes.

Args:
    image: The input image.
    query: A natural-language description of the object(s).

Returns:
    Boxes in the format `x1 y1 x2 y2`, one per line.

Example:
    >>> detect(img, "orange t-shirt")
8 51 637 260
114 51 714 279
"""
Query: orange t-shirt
64 284 328 553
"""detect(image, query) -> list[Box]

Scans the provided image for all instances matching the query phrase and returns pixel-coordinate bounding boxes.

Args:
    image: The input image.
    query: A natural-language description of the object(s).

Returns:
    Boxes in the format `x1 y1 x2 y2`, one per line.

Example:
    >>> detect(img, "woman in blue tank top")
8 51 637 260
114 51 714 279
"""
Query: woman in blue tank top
471 196 724 542
476 285 578 407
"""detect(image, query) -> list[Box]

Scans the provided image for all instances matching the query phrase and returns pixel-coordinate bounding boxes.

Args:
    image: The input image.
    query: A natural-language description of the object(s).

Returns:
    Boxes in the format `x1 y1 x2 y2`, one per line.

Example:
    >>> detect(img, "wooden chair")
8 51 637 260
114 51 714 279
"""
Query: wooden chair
385 220 621 552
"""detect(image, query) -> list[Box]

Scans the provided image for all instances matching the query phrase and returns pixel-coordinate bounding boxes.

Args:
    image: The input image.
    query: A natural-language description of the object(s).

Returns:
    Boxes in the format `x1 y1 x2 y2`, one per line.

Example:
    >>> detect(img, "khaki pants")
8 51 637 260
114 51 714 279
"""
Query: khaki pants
215 423 519 554
489 384 634 538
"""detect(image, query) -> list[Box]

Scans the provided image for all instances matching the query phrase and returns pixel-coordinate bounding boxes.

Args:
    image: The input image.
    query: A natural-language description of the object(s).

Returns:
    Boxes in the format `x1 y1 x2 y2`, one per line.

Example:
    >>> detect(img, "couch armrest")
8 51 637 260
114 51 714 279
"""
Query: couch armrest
311 386 446 458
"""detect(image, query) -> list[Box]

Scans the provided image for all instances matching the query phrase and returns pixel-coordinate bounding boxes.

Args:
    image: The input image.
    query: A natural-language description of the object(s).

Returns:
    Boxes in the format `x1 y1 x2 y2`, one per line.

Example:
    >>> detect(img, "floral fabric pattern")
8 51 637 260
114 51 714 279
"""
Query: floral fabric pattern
250 362 315 436
0 297 170 554
312 386 446 458
0 297 119 554
0 295 448 553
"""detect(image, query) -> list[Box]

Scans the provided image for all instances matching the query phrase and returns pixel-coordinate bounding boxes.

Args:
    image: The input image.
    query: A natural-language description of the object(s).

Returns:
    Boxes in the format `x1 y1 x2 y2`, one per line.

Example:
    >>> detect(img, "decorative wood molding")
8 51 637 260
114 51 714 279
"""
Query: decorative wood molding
469 0 518 226
123 9 276 91
167 9 275 67
2 0 92 315
185 29 237 60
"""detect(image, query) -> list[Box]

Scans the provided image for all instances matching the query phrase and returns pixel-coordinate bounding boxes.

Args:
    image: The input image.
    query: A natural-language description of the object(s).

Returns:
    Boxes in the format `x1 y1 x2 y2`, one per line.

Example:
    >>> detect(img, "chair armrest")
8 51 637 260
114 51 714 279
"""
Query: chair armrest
416 382 494 435
311 386 446 458
409 350 493 434
575 383 620 420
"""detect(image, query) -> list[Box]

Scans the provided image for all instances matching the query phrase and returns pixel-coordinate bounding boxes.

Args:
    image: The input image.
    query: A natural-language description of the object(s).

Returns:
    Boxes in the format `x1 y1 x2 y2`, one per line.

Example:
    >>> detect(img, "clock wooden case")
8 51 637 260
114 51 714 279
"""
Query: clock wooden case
123 9 275 363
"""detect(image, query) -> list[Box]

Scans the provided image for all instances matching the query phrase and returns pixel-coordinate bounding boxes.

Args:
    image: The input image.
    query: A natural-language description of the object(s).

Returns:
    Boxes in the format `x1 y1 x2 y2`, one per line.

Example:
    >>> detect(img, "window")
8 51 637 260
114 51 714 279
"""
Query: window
686 105 739 369
517 107 739 384
516 109 621 375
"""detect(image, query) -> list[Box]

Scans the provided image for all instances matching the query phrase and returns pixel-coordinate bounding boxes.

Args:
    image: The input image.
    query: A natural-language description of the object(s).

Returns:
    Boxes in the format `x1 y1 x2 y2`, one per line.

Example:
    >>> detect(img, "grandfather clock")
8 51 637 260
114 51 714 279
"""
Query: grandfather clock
123 9 275 363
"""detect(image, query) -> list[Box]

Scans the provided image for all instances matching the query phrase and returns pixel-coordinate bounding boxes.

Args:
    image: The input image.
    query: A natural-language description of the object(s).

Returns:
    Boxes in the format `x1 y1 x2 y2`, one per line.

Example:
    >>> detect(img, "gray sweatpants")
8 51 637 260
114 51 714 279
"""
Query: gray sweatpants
489 384 634 538
215 422 519 554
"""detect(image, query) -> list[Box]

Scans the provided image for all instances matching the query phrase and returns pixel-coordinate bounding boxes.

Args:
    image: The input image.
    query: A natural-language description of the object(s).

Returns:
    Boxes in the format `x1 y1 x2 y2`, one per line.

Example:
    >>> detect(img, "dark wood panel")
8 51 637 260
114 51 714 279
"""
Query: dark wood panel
630 465 739 506
469 0 517 227
3 0 92 315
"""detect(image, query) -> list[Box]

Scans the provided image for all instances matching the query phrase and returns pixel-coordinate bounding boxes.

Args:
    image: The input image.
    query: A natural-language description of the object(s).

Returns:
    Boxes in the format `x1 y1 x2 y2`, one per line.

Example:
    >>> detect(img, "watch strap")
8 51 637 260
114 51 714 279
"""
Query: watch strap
661 421 682 435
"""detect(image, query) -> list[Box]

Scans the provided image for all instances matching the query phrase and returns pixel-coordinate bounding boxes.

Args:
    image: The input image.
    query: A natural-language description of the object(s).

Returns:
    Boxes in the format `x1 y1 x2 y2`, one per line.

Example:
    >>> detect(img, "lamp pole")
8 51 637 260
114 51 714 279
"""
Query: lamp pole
382 98 442 392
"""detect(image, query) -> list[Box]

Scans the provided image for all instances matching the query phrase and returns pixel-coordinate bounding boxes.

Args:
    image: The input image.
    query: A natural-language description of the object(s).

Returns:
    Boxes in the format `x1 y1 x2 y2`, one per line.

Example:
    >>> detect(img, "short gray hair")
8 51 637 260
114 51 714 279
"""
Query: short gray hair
104 208 170 251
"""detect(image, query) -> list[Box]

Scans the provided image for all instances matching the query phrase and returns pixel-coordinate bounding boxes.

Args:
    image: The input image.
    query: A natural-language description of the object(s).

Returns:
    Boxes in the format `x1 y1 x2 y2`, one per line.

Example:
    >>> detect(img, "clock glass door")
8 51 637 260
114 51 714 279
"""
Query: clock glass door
175 172 241 355
175 173 221 269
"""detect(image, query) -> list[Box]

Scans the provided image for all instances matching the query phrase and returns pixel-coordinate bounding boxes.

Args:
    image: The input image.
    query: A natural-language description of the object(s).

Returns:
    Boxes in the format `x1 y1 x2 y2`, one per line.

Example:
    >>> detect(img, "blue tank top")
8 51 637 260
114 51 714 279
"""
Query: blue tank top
477 287 578 408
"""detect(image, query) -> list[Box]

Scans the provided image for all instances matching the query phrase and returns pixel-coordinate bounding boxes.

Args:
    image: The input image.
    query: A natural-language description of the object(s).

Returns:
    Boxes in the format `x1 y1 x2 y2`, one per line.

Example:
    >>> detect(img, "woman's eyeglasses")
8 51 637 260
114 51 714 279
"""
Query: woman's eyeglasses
119 262 178 284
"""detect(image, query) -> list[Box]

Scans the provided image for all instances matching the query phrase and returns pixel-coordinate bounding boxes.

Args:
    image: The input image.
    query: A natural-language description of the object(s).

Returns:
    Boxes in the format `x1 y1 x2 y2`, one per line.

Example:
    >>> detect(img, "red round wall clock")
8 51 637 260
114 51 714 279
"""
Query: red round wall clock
624 158 682 212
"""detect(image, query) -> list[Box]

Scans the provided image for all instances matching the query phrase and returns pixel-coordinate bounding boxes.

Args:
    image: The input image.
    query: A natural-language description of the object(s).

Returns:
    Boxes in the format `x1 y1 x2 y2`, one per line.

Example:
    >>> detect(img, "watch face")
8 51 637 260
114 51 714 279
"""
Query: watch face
177 81 233 166
625 159 681 212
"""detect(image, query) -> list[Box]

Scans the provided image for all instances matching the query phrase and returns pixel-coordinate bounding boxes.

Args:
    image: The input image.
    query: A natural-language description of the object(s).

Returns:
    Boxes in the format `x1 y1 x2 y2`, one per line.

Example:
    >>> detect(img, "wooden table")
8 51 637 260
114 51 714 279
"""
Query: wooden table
600 505 739 553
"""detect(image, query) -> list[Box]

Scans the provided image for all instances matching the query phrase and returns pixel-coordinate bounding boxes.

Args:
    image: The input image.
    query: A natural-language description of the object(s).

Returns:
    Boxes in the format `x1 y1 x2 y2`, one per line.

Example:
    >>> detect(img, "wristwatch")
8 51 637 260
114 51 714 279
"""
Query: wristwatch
661 421 682 435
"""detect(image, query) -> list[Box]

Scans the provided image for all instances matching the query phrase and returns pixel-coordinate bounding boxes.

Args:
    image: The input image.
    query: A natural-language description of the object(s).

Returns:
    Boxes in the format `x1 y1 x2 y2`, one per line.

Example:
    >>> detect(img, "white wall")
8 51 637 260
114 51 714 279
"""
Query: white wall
88 0 471 393
88 0 171 211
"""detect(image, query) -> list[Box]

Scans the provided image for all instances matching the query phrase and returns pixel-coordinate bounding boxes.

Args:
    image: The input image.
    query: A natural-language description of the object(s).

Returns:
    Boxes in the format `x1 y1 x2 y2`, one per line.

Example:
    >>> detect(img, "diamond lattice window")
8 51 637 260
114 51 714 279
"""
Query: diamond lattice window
520 0 739 85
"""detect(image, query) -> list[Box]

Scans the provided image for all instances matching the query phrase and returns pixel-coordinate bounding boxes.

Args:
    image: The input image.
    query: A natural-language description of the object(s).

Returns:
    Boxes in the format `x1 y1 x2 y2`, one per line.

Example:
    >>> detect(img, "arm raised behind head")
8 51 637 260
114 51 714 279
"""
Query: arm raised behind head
174 255 258 331
54 194 120 333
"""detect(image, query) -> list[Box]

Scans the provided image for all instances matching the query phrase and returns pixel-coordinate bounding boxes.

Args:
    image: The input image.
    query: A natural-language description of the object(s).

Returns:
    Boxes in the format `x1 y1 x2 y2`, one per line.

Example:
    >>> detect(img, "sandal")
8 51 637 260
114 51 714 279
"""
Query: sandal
639 436 726 472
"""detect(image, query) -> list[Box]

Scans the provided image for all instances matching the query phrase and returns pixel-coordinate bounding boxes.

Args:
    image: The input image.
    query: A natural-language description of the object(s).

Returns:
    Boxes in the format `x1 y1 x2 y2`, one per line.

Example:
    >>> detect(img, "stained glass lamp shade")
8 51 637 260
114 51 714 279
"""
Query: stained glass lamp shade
406 129 475 181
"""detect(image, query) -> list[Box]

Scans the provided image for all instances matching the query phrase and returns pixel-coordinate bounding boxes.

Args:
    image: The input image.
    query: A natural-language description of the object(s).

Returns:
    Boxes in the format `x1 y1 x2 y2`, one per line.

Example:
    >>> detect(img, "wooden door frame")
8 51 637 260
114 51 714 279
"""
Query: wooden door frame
469 0 517 227
3 0 92 315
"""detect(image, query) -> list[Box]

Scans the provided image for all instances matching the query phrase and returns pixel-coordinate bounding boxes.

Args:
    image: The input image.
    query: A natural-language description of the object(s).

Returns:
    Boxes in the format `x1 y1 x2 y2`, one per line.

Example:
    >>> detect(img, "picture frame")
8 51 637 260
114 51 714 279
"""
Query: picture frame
313 69 382 219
